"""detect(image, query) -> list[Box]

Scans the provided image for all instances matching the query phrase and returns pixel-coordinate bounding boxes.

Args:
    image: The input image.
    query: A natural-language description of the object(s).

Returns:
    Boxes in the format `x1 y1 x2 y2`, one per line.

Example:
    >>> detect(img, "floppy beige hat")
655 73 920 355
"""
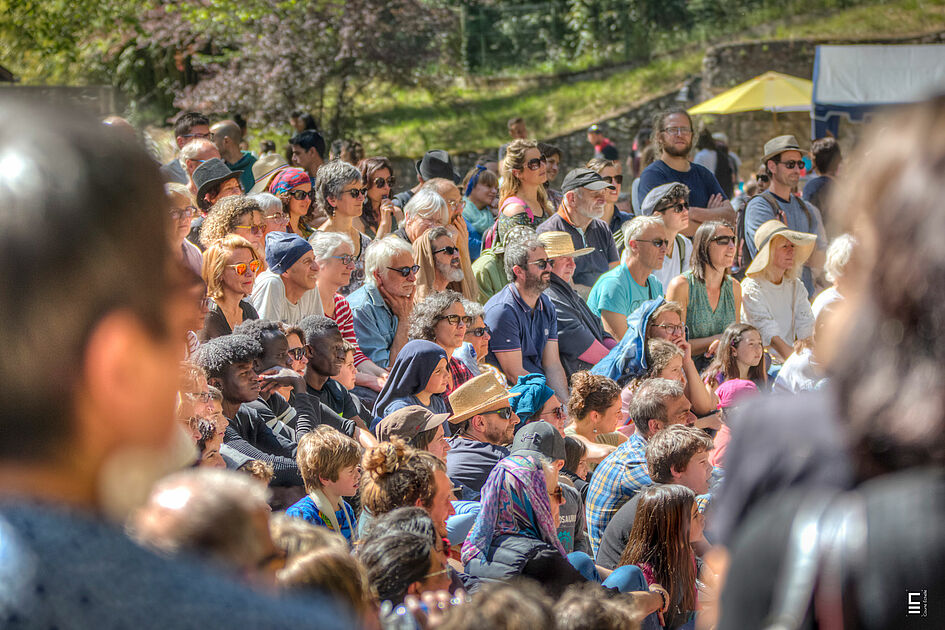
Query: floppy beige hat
760 134 806 166
448 372 520 425
248 153 289 193
537 231 595 258
745 219 816 277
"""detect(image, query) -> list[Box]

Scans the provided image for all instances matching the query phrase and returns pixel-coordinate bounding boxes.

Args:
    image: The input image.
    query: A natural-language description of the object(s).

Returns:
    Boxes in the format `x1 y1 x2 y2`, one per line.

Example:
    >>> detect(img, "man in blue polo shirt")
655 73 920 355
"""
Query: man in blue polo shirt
537 167 619 297
483 231 570 403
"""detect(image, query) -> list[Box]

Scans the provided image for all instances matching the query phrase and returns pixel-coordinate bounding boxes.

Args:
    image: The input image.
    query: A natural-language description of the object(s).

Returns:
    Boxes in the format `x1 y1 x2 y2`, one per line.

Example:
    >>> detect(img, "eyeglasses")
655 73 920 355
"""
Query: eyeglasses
341 187 368 199
710 235 737 247
226 259 261 275
550 486 566 505
331 254 356 266
265 211 288 223
436 314 473 327
235 223 266 235
182 132 213 140
526 156 547 170
777 160 803 170
372 176 396 189
184 391 212 403
652 323 684 335
288 347 306 361
635 238 669 248
387 264 420 277
539 405 566 420
527 258 553 270
757 173 770 183
601 175 624 185
661 126 692 136
169 206 197 221
656 201 689 214
446 199 463 211
468 326 491 337
486 407 513 420
285 189 313 201
433 246 459 257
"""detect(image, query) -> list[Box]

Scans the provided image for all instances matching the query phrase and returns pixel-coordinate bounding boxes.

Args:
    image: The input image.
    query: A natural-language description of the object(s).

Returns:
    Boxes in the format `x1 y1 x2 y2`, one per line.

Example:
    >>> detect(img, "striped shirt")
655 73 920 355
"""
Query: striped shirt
331 293 368 367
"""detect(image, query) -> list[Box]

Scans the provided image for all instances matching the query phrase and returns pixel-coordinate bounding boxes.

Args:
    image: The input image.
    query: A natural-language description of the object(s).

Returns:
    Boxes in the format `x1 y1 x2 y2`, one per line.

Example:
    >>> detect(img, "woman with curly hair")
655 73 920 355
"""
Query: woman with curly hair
199 234 261 341
268 167 317 238
409 290 475 397
314 159 372 295
358 156 400 239
198 195 266 255
358 438 437 524
487 139 553 248
565 371 625 469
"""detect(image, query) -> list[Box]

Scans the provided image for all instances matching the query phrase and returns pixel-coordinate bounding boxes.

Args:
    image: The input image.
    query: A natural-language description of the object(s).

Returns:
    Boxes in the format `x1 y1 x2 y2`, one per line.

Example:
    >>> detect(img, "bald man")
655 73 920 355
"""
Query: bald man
212 119 257 192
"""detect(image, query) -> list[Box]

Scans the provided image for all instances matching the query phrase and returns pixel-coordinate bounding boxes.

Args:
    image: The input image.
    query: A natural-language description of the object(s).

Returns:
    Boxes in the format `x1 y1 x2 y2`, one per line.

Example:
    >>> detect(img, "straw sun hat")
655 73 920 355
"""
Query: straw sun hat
448 372 520 425
248 153 289 194
537 231 594 258
745 219 816 277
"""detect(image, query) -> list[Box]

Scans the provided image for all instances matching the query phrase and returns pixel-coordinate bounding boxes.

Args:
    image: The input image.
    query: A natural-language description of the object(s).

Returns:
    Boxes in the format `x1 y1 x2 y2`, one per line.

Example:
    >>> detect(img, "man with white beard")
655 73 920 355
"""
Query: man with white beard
537 168 619 297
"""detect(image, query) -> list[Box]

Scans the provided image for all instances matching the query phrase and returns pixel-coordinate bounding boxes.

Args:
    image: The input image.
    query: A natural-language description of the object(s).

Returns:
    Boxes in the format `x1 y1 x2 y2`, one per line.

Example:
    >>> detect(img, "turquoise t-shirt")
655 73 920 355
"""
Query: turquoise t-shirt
587 264 664 320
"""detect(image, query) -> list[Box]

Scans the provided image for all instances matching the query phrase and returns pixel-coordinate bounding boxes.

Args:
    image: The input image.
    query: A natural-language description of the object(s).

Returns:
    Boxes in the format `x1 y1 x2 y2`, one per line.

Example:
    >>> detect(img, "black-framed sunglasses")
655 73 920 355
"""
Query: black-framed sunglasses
287 347 306 361
387 264 420 277
285 189 312 201
372 176 396 189
468 325 491 338
776 159 803 170
601 175 624 185
656 201 690 214
436 314 473 327
527 258 553 270
433 245 459 257
526 156 547 170
756 173 770 183
635 238 668 248
341 187 368 199
486 406 513 420
710 235 737 247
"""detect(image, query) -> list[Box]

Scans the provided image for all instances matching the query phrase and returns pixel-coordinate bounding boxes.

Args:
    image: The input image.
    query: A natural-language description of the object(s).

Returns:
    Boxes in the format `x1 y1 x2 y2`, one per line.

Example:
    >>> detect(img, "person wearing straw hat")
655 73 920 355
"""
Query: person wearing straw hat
740 219 816 366
539 230 616 379
537 167 619 296
248 152 289 194
445 372 521 497
744 134 827 297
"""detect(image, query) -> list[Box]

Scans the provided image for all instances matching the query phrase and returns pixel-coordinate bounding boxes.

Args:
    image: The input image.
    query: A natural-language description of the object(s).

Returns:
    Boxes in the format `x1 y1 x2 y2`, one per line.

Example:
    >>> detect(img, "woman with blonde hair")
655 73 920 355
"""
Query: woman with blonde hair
199 234 260 341
489 139 553 247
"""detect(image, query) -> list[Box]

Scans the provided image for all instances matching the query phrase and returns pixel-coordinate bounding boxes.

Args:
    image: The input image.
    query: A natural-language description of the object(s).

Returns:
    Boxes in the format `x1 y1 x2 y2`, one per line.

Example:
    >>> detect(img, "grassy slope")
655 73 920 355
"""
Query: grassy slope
360 0 945 156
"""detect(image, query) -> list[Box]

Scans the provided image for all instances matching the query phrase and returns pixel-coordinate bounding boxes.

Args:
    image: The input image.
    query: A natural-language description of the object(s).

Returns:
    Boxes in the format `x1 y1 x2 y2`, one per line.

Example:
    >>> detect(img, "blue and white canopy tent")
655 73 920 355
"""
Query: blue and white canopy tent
811 44 945 139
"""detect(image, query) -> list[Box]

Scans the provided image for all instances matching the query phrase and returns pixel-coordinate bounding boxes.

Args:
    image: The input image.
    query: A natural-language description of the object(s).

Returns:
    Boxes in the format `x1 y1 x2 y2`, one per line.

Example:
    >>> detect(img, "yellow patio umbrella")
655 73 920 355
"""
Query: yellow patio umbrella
688 71 813 115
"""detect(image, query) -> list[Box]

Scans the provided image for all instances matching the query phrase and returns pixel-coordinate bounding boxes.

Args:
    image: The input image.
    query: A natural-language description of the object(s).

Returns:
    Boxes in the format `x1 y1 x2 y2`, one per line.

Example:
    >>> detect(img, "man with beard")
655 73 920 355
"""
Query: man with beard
745 135 827 296
537 167 619 295
638 109 734 237
413 226 464 300
587 216 667 340
483 232 570 402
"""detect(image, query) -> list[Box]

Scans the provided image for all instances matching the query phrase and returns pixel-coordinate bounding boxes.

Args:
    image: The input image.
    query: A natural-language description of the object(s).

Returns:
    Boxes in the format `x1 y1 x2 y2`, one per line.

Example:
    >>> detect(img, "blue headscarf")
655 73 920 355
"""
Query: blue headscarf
590 297 665 386
463 164 487 198
372 340 448 419
508 373 555 431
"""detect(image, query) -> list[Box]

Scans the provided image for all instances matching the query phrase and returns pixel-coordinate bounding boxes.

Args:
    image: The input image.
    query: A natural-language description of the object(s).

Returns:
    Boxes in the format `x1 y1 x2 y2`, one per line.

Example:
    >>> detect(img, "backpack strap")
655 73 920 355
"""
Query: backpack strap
676 234 687 274
760 191 814 232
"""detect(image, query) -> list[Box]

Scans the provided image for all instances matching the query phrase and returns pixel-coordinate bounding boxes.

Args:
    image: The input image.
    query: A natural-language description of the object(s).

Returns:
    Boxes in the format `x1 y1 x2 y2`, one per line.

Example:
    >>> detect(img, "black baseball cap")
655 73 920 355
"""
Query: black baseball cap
561 167 614 194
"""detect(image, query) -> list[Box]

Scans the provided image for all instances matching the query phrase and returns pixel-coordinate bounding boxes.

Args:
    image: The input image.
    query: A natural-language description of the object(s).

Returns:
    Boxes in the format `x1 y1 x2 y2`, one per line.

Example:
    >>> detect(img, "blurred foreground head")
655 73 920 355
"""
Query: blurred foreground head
0 98 180 506
829 94 945 477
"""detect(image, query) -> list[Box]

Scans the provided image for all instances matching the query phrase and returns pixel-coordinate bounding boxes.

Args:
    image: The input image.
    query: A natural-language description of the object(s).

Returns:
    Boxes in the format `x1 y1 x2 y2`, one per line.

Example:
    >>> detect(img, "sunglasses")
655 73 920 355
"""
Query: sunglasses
777 160 803 170
468 326 491 337
550 486 566 505
285 189 313 201
387 264 420 277
757 173 770 183
436 314 473 327
288 347 306 361
527 258 553 270
341 187 368 199
235 223 266 235
601 175 624 185
169 206 196 221
710 236 737 247
635 238 668 248
656 201 689 214
433 245 459 257
227 259 262 275
331 254 356 266
372 176 396 189
486 407 513 420
526 156 547 170
540 405 566 420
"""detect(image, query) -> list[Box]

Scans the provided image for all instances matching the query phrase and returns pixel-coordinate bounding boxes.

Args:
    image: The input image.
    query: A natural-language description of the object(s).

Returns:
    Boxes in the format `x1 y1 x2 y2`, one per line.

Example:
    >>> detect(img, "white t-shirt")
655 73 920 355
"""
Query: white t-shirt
652 234 693 289
811 286 842 320
741 275 815 356
250 270 324 325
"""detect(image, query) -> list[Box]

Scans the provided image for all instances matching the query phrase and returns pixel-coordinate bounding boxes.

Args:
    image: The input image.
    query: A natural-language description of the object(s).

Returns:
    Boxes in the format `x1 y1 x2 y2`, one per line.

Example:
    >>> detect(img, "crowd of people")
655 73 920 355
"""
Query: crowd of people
2 93 944 630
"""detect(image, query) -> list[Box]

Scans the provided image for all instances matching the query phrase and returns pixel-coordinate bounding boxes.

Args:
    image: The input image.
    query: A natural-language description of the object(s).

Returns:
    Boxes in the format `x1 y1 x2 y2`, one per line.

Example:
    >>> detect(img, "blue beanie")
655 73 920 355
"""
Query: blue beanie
266 232 312 274
509 373 555 429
